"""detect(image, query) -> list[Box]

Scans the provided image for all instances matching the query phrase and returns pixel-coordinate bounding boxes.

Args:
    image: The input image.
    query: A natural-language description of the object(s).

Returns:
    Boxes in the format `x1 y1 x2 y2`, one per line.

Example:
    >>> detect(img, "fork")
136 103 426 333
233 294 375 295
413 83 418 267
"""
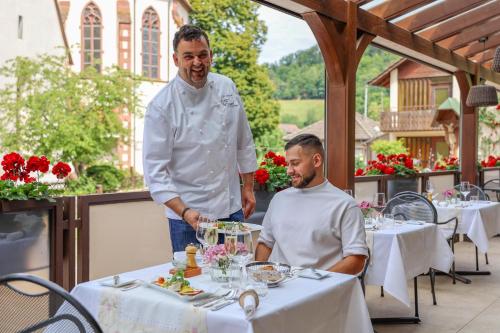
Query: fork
204 289 237 309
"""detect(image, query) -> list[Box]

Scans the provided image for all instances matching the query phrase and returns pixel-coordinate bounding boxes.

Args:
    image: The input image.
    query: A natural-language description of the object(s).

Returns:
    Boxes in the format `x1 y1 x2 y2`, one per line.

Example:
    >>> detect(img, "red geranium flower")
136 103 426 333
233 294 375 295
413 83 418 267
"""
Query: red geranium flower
355 168 364 176
1 152 25 174
264 151 277 159
273 155 287 167
51 162 71 179
254 168 270 185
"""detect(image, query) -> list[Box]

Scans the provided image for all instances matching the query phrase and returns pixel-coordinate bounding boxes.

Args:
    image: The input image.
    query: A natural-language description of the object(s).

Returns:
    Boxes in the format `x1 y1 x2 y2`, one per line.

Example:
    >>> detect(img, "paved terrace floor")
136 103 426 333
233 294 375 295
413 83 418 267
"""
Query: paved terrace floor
368 237 500 333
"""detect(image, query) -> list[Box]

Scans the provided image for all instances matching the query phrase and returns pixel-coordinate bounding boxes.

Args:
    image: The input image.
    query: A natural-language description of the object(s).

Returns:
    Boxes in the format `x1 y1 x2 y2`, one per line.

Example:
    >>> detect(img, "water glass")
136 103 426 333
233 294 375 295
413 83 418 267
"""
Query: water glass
470 195 479 204
248 280 268 297
394 215 404 226
383 213 395 229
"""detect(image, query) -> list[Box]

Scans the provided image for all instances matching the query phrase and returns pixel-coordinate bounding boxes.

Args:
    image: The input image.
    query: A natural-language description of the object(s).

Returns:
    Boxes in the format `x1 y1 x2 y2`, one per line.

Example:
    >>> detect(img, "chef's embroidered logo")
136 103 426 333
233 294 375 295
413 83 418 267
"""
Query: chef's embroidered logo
221 95 237 106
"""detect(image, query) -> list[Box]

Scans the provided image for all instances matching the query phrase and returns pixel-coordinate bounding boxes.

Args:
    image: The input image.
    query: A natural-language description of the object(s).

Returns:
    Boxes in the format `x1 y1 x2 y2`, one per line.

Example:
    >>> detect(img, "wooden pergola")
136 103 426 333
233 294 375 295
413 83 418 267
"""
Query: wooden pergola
256 0 500 190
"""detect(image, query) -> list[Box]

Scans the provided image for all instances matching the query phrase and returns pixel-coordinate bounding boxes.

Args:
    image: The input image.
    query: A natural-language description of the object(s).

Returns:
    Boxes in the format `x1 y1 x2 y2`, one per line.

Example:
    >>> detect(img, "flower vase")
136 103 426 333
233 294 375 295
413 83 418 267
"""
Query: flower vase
209 263 239 283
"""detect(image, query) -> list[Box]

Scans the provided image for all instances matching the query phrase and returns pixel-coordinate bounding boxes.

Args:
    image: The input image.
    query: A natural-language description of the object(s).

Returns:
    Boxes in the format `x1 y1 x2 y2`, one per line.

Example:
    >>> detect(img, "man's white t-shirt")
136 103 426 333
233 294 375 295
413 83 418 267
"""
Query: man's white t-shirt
258 180 368 270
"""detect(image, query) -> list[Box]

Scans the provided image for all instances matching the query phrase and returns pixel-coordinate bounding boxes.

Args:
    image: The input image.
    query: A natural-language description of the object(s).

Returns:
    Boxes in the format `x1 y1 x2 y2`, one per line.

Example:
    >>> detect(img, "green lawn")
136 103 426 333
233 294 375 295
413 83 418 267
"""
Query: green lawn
278 99 324 128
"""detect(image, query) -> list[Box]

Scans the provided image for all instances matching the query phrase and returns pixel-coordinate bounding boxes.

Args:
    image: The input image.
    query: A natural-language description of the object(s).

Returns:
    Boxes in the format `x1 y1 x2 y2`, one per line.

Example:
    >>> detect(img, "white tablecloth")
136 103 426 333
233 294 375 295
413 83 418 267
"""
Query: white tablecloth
71 263 373 333
365 224 454 307
436 202 500 253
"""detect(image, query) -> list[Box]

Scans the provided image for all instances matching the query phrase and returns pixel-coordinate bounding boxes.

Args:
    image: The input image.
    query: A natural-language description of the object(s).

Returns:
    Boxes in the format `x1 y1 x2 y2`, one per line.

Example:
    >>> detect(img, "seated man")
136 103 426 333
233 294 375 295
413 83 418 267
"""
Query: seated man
255 134 368 275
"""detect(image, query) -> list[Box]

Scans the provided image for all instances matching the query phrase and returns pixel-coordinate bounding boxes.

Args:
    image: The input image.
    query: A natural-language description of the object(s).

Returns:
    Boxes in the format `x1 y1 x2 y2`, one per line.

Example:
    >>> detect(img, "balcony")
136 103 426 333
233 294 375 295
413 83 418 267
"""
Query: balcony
380 109 443 132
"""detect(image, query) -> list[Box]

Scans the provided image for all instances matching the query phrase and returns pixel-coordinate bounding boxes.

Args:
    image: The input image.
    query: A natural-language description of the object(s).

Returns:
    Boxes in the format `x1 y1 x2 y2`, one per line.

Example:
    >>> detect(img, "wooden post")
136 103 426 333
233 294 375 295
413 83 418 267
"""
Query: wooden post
303 2 374 190
454 70 478 184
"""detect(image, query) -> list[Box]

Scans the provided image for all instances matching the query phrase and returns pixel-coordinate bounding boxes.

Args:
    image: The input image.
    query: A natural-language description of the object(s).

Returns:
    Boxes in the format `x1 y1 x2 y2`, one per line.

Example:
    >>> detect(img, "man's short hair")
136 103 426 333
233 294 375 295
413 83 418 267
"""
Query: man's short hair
285 134 325 158
173 25 210 52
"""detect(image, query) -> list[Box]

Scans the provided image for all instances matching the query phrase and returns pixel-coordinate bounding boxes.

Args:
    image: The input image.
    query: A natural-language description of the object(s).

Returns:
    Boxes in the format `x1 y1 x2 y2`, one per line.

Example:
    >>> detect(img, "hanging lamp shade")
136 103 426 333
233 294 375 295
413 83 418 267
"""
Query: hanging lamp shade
466 85 498 107
492 47 500 72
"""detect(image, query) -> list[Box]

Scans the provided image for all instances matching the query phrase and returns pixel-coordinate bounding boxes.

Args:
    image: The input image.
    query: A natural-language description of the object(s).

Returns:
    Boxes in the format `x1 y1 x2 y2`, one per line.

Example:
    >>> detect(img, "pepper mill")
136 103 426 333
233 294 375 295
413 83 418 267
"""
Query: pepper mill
185 243 198 269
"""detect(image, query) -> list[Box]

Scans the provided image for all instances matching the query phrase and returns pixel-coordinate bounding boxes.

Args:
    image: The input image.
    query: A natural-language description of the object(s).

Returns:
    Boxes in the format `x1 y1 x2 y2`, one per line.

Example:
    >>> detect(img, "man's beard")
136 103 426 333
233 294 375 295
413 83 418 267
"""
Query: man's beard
293 170 316 188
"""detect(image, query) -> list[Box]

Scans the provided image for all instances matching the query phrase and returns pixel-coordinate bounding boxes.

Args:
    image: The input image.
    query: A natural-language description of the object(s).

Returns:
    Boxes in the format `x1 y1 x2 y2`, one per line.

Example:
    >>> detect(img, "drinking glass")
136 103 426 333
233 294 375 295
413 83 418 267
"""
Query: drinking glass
394 215 404 227
225 226 254 290
470 195 479 204
196 216 218 251
460 181 471 201
426 180 435 199
344 189 354 197
383 213 394 229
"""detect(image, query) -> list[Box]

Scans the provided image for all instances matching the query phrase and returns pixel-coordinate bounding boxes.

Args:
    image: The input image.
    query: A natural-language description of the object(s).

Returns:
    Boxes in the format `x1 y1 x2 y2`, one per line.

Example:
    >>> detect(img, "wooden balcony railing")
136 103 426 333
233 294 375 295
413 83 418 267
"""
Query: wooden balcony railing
380 110 443 132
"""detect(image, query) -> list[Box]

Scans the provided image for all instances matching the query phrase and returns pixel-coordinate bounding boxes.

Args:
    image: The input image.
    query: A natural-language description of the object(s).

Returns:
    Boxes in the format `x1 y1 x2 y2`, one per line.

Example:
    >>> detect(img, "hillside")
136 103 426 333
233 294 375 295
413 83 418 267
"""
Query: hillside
267 45 400 121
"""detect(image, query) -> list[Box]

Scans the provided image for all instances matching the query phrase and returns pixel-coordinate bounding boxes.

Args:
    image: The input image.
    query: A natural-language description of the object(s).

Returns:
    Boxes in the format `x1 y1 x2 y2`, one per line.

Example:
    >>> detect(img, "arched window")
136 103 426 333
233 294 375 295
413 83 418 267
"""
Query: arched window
81 2 102 71
142 7 160 79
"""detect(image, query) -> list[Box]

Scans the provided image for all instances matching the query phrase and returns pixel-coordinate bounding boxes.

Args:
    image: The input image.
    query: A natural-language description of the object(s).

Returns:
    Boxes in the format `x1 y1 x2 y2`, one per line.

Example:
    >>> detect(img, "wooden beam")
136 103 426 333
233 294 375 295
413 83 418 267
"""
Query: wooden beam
418 1 500 42
437 15 500 50
470 49 495 63
368 0 433 21
353 0 373 6
302 4 372 190
455 70 478 185
395 0 487 33
263 0 500 83
455 32 500 58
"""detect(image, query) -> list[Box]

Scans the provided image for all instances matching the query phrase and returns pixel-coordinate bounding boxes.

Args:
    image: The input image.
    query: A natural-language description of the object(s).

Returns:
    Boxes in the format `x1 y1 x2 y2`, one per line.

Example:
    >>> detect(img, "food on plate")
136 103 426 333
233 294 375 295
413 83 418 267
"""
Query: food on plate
252 265 283 283
154 270 203 296
217 221 250 232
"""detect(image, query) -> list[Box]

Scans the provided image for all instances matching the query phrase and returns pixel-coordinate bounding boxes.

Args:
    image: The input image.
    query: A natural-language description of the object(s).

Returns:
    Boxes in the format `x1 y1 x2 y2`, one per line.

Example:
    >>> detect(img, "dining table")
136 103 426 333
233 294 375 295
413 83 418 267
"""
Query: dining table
70 262 374 333
365 222 454 324
435 201 500 275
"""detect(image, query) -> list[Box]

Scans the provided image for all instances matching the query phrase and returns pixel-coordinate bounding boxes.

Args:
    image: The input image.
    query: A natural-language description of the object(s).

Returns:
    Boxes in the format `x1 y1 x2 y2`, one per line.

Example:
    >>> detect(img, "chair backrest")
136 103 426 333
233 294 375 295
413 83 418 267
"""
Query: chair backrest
358 248 370 295
483 179 500 201
453 184 489 200
384 191 437 224
0 273 102 333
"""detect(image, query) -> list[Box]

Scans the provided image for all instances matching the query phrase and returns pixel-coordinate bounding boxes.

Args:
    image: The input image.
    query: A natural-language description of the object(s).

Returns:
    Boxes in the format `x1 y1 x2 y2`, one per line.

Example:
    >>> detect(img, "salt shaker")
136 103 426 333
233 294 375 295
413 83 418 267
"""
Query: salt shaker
239 289 259 319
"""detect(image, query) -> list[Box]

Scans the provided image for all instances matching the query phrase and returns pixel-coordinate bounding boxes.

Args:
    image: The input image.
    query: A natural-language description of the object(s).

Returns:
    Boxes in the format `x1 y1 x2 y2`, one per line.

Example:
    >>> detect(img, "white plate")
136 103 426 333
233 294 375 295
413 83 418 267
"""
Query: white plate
217 222 263 234
147 282 212 301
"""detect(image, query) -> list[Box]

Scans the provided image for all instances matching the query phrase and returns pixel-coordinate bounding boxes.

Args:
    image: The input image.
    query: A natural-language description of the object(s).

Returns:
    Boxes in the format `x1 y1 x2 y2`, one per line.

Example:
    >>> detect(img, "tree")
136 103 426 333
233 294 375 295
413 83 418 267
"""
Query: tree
189 0 280 141
370 139 408 155
0 54 139 175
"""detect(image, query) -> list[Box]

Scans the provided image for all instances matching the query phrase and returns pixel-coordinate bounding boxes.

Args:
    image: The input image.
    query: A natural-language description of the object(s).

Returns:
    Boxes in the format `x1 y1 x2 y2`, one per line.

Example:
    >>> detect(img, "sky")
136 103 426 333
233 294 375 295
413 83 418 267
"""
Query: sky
257 6 316 65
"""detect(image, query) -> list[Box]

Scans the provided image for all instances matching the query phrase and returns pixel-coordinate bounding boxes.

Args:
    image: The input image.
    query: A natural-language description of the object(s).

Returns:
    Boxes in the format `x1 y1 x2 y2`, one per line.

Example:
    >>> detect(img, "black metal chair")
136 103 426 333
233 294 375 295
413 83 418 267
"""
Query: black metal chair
358 248 370 295
0 273 102 333
454 184 491 265
483 178 500 202
382 191 458 306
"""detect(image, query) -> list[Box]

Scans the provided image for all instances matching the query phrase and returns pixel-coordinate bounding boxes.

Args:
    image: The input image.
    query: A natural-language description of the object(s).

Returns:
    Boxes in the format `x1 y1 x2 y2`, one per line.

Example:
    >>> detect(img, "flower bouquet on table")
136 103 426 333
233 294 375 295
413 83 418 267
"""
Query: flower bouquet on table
433 156 459 171
255 151 290 192
358 201 374 219
203 244 232 282
355 153 417 177
0 152 71 201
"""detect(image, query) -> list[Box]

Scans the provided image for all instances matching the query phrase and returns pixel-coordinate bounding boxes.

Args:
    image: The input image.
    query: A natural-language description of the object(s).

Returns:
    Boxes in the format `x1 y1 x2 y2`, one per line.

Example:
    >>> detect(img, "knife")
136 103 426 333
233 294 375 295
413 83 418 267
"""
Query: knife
210 300 236 311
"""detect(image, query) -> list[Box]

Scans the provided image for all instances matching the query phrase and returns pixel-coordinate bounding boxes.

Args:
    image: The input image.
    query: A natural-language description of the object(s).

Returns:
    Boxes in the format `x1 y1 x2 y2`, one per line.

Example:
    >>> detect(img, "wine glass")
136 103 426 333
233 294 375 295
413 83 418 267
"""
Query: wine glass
372 193 386 227
225 225 254 290
196 216 218 252
460 181 471 201
425 180 435 200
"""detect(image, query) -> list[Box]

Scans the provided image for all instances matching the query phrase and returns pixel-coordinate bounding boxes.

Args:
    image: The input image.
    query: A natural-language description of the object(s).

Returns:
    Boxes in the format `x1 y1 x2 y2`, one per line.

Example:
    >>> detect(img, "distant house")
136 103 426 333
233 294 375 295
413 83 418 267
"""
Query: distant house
279 123 300 135
283 113 385 162
369 59 459 166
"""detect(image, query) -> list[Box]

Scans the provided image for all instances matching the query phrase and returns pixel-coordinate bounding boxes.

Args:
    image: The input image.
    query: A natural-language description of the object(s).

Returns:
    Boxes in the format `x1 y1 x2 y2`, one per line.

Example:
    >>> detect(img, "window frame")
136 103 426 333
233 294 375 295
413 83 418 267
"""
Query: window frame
81 2 103 72
141 7 161 79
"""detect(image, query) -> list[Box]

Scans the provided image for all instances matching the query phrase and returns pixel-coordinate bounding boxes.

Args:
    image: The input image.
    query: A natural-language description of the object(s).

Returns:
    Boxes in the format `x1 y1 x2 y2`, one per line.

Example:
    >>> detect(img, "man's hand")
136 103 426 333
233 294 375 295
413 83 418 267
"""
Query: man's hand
184 209 200 230
241 187 256 219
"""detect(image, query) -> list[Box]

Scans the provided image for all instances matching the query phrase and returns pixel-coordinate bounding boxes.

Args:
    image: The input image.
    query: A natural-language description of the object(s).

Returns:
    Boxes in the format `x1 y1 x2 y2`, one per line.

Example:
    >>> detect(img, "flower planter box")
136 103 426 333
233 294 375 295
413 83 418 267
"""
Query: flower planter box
387 177 419 199
0 199 64 286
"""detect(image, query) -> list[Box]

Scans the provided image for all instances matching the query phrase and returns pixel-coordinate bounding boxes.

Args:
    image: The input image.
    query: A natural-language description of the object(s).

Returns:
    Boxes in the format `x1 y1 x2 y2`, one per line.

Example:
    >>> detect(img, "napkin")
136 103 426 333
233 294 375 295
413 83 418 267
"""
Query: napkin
298 268 331 280
99 276 137 288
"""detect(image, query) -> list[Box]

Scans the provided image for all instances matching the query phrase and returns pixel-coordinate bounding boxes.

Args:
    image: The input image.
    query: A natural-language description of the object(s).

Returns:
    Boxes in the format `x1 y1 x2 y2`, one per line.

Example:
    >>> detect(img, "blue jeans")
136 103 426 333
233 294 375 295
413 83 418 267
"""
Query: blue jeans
168 209 244 253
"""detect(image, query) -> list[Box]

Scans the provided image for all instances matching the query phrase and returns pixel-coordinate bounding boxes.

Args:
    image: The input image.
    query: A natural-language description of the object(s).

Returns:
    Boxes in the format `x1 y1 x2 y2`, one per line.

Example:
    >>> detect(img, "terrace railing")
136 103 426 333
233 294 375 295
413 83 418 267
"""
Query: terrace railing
380 110 443 132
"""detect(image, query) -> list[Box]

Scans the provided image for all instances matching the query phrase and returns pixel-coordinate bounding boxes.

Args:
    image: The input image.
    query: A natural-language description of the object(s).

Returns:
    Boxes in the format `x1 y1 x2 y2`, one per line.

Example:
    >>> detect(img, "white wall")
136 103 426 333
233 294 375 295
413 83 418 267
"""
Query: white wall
0 0 65 86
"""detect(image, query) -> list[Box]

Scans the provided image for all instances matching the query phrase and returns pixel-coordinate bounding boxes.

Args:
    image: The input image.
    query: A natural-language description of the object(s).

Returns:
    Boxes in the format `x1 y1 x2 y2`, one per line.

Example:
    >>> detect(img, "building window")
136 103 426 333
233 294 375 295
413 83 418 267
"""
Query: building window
142 7 160 79
17 16 23 39
81 2 102 72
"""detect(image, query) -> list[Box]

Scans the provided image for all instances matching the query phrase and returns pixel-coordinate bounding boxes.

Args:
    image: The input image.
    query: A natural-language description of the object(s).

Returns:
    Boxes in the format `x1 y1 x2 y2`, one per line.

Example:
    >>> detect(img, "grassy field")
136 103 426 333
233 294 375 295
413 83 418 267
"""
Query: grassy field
278 99 324 128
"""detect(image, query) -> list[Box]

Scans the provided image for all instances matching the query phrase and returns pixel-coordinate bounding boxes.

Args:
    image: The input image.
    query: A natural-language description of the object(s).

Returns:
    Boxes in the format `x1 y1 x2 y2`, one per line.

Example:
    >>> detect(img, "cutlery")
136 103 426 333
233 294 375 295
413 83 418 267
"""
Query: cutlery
193 290 231 307
121 282 141 291
204 290 237 309
211 300 236 311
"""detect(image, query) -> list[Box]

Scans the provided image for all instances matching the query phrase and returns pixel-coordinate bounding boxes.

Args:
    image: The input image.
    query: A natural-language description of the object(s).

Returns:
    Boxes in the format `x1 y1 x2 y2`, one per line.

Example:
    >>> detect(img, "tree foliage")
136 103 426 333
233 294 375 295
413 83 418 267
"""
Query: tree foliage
189 0 280 141
267 45 399 120
0 54 139 175
370 139 408 155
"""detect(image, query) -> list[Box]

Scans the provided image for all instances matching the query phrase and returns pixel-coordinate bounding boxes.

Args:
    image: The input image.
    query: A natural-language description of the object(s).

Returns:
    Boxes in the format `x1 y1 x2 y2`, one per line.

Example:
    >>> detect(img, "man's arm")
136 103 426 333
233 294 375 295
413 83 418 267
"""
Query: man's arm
327 255 366 275
165 197 200 229
255 242 272 261
241 172 255 218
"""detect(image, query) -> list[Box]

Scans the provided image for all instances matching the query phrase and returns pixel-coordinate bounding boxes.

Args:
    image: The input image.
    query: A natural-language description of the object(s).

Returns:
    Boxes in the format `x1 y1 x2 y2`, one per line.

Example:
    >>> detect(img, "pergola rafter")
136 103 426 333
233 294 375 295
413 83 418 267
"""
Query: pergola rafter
255 0 500 187
394 0 488 33
418 1 500 42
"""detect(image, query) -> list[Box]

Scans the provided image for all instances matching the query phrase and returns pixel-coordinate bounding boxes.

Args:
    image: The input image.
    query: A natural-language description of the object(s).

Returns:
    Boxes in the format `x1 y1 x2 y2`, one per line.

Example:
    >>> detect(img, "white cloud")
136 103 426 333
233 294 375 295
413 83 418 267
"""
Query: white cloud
257 6 317 64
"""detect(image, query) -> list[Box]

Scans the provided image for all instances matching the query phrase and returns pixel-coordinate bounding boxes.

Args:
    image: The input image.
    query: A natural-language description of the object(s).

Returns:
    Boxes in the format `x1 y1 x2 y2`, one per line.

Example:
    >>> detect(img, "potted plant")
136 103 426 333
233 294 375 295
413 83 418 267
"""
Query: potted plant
433 156 459 171
0 152 71 279
254 151 290 212
355 153 418 198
